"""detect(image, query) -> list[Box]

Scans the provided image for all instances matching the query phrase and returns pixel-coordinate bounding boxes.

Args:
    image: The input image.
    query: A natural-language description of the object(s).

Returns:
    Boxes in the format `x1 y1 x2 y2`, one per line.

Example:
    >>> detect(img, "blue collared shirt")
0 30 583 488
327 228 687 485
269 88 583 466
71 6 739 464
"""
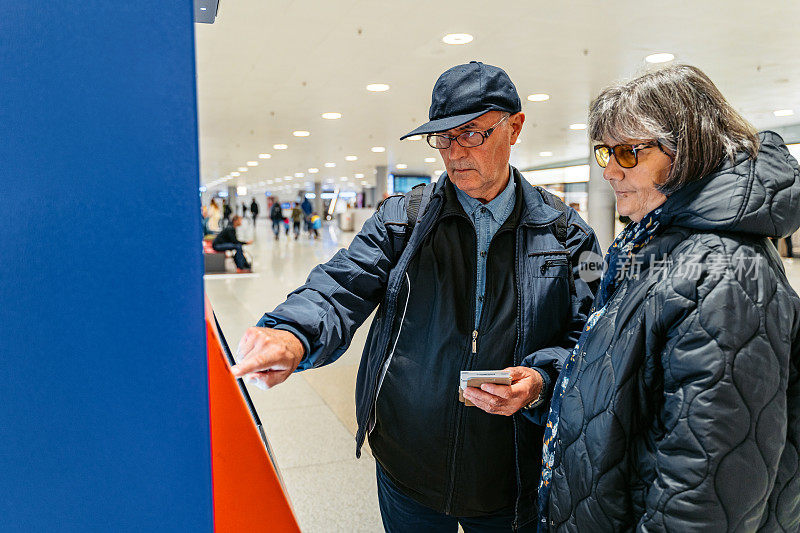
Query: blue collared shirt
454 172 516 329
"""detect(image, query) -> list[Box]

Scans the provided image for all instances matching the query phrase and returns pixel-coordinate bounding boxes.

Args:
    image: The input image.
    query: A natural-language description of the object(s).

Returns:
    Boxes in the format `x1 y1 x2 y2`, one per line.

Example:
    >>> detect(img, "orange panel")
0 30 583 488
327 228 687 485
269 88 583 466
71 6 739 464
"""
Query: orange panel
205 297 301 533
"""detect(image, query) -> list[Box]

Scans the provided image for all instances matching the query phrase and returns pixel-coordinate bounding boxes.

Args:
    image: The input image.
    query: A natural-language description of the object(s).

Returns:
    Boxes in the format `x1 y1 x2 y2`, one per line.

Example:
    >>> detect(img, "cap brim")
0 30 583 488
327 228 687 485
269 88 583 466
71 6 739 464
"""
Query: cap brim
400 110 490 140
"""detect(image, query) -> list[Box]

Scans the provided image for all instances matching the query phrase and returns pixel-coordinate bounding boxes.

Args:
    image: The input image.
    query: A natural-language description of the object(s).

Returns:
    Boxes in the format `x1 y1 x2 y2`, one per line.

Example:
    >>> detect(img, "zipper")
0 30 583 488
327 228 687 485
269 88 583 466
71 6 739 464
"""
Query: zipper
445 218 523 514
443 212 478 515
368 273 411 435
541 258 569 275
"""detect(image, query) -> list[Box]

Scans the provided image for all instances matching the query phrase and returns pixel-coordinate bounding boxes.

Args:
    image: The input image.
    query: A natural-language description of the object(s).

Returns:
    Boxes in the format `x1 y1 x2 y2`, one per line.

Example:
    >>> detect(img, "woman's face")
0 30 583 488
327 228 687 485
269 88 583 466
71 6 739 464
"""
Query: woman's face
602 138 673 223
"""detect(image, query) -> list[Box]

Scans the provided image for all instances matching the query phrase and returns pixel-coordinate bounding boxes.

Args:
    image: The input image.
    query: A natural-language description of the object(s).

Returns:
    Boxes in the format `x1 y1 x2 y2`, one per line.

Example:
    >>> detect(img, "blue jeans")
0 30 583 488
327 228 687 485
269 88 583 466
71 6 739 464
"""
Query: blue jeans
211 243 249 269
376 463 532 533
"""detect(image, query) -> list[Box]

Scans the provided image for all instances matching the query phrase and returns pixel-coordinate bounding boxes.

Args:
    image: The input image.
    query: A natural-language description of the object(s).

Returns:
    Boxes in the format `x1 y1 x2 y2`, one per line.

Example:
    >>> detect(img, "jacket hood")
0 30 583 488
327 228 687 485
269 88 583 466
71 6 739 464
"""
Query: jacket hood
661 131 800 238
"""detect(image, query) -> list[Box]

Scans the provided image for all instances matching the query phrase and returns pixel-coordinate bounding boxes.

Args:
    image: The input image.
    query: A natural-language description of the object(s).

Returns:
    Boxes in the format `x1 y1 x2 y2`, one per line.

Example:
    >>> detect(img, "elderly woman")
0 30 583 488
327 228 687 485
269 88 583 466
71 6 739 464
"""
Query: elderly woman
538 65 800 532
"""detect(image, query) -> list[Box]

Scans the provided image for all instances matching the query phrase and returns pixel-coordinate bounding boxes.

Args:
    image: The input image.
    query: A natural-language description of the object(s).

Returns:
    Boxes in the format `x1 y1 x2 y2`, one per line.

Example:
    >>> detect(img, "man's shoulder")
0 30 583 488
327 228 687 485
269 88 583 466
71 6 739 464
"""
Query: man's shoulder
377 194 408 223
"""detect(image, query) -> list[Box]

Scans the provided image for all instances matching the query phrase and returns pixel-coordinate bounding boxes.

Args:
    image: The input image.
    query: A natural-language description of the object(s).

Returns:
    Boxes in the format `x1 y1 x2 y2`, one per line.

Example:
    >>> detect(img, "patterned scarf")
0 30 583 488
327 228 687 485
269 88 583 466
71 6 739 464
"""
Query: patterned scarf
536 207 665 532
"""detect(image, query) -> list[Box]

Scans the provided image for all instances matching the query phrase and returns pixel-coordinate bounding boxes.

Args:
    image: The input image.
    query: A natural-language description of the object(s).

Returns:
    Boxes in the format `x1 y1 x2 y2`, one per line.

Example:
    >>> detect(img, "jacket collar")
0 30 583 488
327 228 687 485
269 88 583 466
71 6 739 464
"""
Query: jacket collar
433 165 562 226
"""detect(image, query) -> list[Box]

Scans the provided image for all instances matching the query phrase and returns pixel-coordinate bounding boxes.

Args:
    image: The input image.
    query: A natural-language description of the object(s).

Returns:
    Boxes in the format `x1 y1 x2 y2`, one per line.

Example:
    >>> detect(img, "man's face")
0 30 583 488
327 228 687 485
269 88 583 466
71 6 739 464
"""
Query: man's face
436 110 524 202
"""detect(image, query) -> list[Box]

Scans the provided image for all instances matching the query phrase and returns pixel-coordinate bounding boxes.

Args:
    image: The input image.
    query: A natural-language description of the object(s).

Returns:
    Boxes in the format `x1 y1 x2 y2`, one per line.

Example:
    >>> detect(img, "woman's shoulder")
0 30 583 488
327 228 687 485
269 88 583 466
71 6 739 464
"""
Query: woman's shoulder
649 228 798 307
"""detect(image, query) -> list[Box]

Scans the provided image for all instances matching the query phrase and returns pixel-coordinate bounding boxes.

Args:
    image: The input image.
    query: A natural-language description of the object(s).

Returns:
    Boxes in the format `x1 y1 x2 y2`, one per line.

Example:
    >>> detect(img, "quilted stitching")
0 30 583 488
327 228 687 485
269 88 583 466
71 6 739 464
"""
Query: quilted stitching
548 134 800 532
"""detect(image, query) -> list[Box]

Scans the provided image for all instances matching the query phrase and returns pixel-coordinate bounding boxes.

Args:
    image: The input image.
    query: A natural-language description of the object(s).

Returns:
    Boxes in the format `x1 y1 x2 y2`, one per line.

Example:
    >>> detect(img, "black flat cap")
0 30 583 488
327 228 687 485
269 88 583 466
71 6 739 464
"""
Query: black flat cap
400 61 522 140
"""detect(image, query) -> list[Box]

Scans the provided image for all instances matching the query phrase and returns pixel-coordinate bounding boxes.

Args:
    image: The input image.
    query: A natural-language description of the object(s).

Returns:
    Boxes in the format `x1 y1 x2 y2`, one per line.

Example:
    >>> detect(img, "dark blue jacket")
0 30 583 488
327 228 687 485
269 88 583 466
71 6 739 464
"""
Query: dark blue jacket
548 132 800 531
257 167 600 526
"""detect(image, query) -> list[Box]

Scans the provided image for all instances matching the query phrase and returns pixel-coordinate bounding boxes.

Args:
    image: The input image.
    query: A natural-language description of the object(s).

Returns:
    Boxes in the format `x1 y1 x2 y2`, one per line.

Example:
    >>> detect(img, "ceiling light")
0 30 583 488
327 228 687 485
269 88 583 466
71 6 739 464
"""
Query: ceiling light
645 53 675 63
774 109 794 117
355 173 365 179
285 175 293 180
396 164 408 169
442 33 474 45
247 161 258 166
345 155 358 161
371 146 386 153
293 130 310 137
424 157 436 163
340 177 348 181
322 112 342 120
308 168 319 173
366 83 390 92
273 144 288 150
569 123 587 130
527 93 550 102
238 167 247 172
325 162 336 168
231 172 240 177
258 153 271 159
237 186 247 195
294 172 304 178
406 135 423 141
539 151 553 157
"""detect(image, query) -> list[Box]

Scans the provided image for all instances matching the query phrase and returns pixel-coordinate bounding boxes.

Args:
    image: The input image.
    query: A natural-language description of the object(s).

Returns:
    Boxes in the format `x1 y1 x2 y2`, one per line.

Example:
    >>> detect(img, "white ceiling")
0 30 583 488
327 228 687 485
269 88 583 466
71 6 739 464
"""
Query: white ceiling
195 0 800 195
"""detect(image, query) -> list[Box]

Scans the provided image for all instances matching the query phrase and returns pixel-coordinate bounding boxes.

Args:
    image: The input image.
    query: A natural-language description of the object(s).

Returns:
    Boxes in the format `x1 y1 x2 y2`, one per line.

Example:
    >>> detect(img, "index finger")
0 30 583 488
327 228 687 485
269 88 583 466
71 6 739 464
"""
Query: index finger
230 350 271 378
235 329 257 363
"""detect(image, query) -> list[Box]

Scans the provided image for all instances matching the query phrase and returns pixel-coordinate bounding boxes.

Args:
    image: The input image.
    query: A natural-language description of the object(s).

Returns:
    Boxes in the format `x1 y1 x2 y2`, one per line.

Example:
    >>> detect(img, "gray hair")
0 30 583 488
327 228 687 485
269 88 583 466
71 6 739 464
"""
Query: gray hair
588 64 759 195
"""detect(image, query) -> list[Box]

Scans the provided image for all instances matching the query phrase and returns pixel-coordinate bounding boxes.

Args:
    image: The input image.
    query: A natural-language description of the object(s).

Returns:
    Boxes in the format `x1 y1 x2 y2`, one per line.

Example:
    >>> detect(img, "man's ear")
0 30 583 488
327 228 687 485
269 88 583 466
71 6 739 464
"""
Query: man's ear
510 112 525 145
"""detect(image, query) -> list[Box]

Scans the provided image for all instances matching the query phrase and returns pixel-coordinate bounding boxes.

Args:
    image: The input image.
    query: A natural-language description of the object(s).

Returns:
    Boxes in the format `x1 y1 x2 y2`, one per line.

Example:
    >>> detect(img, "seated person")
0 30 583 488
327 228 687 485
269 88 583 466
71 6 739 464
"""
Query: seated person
211 216 252 272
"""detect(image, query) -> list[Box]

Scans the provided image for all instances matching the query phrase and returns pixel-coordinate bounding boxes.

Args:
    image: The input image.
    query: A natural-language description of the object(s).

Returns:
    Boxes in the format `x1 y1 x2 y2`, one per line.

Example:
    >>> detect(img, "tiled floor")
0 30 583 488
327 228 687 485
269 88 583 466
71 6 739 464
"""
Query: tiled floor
205 219 800 532
205 221 382 532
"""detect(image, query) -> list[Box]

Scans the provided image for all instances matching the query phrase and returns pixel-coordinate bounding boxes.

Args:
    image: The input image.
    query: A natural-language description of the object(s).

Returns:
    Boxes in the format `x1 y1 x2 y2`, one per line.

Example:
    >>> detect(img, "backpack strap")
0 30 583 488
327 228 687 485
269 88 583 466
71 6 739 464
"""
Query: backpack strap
535 186 568 248
535 186 576 295
403 182 434 247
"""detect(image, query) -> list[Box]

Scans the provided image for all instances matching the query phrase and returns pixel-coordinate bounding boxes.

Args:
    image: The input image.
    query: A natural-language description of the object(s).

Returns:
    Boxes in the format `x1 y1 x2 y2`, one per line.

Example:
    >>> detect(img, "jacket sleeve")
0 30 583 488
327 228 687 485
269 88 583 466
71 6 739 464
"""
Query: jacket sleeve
520 212 601 425
637 253 790 532
256 198 405 370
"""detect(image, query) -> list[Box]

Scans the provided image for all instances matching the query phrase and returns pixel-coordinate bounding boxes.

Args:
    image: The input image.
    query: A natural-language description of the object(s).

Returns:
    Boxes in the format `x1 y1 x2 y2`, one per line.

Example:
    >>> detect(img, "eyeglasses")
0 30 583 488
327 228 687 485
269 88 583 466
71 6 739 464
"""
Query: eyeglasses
426 115 509 150
593 141 671 168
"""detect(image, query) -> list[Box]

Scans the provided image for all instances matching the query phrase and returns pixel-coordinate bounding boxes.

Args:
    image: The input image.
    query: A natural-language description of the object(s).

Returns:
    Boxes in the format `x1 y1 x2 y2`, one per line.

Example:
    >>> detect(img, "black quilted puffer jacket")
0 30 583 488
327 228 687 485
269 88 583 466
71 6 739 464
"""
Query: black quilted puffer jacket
548 131 800 532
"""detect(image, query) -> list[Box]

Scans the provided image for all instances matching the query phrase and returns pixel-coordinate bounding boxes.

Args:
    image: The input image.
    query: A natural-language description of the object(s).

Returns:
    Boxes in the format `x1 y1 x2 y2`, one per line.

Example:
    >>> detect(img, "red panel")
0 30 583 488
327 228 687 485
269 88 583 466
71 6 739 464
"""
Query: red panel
205 297 300 533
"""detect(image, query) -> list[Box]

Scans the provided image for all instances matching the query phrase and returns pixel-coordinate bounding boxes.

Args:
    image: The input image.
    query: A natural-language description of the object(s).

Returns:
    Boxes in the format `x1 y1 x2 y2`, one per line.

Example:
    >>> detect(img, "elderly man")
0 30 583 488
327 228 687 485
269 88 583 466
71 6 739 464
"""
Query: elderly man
233 61 600 531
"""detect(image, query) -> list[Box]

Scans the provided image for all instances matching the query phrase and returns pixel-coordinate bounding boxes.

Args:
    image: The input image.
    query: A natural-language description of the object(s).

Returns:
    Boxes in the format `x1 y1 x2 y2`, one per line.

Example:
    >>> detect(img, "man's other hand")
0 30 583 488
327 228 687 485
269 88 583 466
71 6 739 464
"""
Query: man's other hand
231 327 305 390
462 366 542 416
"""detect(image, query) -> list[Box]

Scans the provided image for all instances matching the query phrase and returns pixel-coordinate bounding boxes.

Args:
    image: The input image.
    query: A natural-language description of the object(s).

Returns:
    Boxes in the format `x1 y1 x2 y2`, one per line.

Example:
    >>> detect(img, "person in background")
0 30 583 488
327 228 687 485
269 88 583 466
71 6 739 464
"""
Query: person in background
212 215 252 273
241 201 248 219
290 202 303 240
222 201 232 226
207 198 222 233
540 64 800 532
201 206 212 236
771 235 794 258
301 195 313 234
308 211 321 239
250 197 259 227
269 199 283 240
230 62 600 532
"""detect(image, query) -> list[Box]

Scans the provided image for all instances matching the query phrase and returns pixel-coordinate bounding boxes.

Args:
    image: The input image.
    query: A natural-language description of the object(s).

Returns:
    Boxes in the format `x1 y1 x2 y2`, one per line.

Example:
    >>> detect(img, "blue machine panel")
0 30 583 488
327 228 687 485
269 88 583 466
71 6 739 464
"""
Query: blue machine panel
0 2 212 531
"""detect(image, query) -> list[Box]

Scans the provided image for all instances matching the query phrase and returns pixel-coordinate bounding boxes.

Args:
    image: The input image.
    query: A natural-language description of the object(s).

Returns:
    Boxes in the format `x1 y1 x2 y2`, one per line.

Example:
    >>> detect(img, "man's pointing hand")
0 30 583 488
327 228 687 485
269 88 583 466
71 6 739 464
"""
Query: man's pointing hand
231 327 305 390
